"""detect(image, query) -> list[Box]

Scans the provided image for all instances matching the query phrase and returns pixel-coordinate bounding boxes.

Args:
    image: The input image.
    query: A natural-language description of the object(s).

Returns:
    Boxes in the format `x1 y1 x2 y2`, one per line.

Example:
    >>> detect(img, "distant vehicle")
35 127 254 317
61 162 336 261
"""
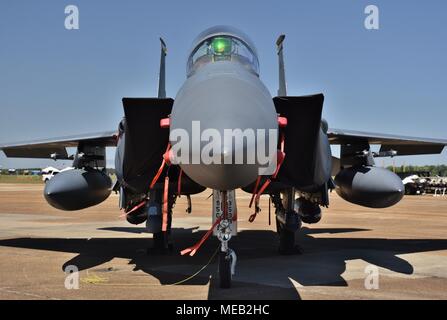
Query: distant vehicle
7 169 17 175
402 174 426 195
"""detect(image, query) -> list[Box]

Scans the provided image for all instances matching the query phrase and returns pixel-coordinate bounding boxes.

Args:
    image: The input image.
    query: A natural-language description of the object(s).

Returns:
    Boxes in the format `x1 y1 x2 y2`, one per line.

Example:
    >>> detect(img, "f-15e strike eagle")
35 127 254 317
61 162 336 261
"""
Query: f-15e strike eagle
1 26 446 288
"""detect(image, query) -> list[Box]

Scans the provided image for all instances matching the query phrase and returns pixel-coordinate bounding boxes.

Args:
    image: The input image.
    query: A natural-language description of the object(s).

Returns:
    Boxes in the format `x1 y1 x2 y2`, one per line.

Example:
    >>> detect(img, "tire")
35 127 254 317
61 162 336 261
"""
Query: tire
218 251 232 289
150 191 173 253
276 216 296 255
153 231 166 249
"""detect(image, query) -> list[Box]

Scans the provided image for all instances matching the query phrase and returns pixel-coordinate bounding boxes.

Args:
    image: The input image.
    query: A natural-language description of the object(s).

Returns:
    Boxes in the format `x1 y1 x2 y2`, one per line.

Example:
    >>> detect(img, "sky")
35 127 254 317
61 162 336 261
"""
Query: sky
0 0 446 169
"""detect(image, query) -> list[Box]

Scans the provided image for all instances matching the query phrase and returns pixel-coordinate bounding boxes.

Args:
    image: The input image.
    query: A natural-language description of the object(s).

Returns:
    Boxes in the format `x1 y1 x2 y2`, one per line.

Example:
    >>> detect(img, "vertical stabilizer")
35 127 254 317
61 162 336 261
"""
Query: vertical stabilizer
276 34 287 96
158 38 167 98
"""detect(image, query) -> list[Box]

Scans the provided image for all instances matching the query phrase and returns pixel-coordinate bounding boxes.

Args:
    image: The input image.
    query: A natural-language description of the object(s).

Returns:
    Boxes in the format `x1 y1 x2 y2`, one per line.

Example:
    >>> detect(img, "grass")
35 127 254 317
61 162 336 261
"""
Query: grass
0 175 43 184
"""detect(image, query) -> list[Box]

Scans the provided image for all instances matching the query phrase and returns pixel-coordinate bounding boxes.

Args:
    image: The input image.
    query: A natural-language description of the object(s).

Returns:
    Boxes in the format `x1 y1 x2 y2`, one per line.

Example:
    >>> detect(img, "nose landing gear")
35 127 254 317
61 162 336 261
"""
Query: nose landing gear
214 190 237 288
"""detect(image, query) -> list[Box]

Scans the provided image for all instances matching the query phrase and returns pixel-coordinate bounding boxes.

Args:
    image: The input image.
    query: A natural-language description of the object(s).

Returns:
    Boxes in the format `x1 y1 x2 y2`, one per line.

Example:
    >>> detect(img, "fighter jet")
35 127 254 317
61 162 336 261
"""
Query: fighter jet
1 26 446 288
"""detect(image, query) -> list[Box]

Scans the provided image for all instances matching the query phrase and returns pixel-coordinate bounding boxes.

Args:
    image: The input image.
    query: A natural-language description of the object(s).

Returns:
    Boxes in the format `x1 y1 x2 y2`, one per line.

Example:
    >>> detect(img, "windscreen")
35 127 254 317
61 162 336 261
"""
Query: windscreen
187 35 259 77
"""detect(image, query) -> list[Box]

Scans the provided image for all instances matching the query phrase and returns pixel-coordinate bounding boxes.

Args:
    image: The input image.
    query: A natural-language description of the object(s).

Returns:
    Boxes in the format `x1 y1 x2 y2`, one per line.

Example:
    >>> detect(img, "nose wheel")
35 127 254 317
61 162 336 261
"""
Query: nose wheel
218 247 236 288
216 218 237 288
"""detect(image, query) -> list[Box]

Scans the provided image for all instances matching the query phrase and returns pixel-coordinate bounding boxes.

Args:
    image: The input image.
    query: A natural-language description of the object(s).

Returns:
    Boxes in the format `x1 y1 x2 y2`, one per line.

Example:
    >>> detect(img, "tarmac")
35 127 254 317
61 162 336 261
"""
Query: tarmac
0 183 446 300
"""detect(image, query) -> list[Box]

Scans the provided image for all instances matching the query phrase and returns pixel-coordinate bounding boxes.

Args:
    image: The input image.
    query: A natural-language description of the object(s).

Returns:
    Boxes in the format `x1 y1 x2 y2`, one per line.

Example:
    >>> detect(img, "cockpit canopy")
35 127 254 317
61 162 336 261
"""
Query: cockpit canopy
187 26 260 77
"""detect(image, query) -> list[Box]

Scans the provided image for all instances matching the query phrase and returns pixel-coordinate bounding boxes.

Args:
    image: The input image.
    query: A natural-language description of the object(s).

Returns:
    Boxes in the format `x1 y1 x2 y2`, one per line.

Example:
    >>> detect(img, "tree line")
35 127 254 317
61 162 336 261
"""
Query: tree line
387 165 447 177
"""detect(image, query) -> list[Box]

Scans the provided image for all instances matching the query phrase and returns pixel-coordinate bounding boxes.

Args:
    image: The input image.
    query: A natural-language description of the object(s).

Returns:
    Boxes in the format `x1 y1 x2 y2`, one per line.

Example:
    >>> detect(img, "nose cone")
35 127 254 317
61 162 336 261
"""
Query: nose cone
170 62 277 190
181 161 259 191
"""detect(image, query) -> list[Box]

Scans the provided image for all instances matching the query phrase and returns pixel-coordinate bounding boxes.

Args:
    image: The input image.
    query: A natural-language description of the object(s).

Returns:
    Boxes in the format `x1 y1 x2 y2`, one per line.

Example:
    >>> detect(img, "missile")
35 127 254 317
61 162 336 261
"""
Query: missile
44 169 112 211
334 166 404 208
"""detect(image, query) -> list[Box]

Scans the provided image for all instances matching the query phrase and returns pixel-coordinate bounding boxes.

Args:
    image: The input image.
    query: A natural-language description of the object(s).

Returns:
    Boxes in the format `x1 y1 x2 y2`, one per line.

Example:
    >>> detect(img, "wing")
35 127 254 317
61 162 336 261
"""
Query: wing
0 131 117 159
327 128 447 156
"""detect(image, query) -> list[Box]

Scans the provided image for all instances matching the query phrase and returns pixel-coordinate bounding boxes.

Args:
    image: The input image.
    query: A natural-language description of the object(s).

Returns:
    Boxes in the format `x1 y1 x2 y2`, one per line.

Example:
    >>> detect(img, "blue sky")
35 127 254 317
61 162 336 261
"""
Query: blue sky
0 0 446 169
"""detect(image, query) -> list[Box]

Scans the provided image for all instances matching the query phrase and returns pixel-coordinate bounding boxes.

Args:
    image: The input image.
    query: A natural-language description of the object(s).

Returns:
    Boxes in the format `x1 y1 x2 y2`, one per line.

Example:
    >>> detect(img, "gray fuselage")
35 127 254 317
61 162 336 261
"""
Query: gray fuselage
170 59 278 190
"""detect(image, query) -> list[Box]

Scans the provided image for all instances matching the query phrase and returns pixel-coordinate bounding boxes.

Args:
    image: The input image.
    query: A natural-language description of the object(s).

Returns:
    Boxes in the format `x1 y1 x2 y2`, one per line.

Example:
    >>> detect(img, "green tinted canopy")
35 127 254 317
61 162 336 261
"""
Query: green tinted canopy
211 37 232 55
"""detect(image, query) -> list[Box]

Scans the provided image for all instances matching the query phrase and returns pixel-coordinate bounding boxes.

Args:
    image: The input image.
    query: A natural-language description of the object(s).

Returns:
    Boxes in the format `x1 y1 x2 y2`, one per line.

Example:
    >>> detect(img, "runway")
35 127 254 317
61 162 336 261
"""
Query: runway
0 183 446 300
